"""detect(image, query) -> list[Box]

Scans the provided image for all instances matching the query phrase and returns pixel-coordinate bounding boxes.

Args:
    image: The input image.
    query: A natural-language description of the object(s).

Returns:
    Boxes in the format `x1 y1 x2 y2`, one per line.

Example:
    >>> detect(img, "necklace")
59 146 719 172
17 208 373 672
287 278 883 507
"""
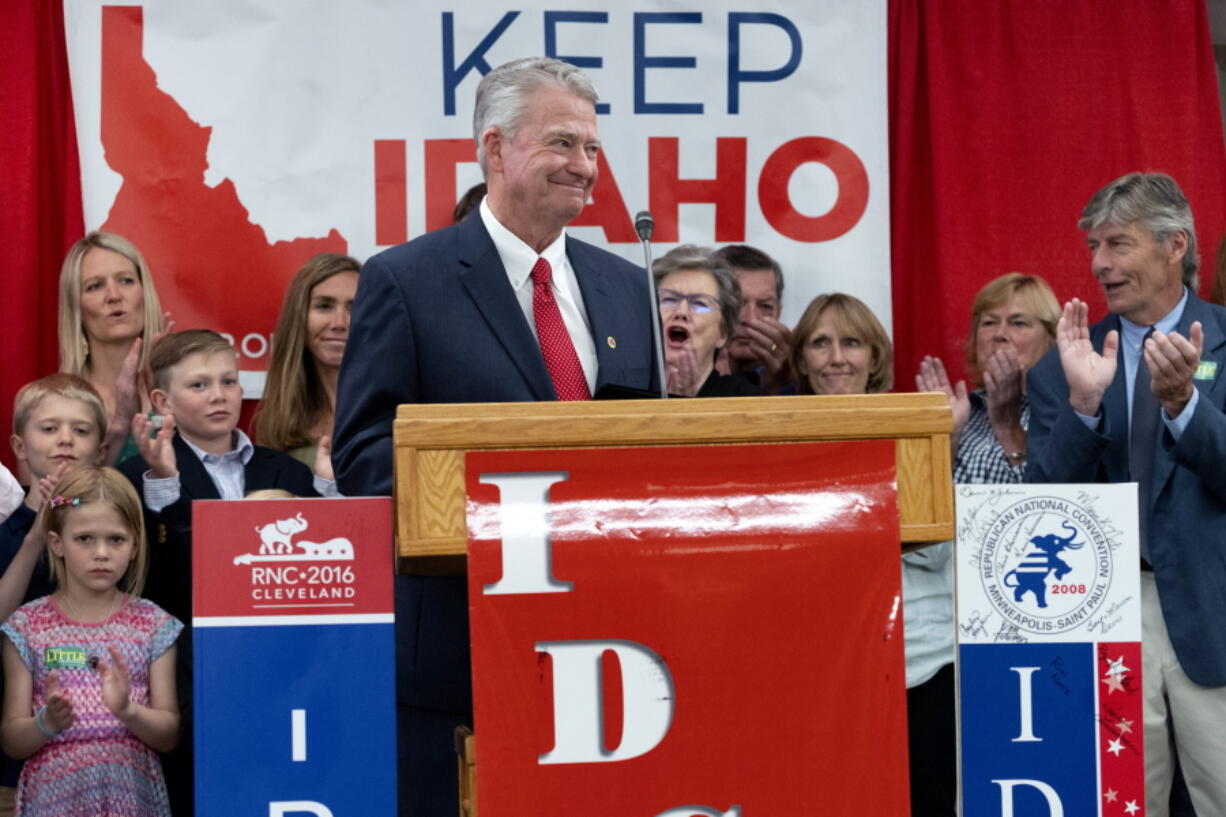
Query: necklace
56 591 126 671
58 590 125 625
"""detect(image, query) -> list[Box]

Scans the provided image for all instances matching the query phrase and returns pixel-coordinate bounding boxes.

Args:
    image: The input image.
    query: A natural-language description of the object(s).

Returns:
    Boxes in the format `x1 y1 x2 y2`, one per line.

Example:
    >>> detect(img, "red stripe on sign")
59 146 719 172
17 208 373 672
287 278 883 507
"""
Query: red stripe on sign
1097 641 1145 815
374 139 407 246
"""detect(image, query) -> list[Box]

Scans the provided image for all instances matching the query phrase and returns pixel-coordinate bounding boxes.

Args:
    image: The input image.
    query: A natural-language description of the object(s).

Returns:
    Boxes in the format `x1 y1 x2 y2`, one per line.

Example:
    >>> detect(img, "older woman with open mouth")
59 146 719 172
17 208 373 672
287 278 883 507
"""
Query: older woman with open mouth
653 246 762 398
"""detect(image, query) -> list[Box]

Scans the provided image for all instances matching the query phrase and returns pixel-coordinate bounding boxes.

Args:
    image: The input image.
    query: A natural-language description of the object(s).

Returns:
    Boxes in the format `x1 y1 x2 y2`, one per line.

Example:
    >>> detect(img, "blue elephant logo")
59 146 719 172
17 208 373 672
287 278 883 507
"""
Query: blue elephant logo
1002 521 1084 609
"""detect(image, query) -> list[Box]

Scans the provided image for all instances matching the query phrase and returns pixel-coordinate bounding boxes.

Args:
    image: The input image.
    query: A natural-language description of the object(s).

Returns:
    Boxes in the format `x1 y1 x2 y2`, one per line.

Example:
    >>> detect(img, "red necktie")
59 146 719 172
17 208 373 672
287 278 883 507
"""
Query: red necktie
530 257 590 401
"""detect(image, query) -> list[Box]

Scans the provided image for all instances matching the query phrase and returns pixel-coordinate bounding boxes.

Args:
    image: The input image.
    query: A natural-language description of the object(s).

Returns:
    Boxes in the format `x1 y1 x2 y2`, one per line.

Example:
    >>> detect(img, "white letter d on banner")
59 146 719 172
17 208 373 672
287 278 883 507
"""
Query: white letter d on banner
992 779 1064 817
537 640 674 764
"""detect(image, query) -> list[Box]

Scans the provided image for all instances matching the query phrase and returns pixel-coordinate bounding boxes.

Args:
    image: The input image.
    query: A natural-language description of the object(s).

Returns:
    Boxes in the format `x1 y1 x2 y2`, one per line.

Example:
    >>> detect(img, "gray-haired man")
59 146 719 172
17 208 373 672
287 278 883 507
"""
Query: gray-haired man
334 57 658 815
1026 172 1226 816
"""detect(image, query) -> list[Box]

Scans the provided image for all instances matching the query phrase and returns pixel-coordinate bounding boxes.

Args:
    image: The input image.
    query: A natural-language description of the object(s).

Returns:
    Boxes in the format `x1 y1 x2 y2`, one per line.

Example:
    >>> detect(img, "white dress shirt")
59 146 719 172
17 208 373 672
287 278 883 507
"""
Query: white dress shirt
479 197 598 394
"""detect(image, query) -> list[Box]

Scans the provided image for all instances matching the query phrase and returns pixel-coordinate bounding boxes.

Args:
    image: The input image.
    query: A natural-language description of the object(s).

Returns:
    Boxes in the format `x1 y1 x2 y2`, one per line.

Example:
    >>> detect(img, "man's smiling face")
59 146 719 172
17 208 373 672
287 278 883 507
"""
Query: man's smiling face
490 83 600 236
1086 220 1186 326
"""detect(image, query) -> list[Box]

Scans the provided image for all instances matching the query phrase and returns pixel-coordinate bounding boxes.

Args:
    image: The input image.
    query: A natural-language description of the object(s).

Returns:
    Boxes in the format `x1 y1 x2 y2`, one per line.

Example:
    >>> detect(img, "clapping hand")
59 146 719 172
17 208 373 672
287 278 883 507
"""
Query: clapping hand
42 670 75 733
37 461 70 508
99 645 134 720
737 317 793 392
133 412 178 479
104 312 173 467
104 338 144 466
666 345 704 397
1056 299 1118 417
1145 322 1203 418
983 348 1024 428
916 355 970 442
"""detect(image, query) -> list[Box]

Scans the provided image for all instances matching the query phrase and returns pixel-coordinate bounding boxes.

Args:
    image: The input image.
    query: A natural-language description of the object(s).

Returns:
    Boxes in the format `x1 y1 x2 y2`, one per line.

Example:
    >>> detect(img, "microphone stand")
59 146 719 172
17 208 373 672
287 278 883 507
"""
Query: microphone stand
635 211 669 400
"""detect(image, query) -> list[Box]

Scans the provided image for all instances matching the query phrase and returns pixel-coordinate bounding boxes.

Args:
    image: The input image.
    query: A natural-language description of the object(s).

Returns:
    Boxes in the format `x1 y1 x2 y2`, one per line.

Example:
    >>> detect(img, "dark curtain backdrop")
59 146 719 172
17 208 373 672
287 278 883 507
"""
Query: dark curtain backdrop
890 0 1226 388
2 0 83 469
5 1 1226 468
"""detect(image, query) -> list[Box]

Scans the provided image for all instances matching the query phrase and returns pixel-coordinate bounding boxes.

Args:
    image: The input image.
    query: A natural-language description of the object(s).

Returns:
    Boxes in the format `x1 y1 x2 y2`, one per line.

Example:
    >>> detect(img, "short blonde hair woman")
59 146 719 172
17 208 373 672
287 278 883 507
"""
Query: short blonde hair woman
909 271 1060 814
919 271 1060 460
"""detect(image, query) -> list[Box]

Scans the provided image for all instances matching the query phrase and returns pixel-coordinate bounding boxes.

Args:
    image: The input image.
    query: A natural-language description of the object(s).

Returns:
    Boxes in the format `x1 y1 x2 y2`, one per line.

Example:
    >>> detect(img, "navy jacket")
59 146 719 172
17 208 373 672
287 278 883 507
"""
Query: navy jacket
1027 293 1226 686
333 213 659 712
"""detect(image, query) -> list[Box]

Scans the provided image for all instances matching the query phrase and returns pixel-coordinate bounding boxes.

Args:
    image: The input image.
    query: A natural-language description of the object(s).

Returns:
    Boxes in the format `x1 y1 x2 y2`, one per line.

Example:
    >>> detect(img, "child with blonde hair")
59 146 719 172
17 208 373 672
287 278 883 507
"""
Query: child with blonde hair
0 467 180 816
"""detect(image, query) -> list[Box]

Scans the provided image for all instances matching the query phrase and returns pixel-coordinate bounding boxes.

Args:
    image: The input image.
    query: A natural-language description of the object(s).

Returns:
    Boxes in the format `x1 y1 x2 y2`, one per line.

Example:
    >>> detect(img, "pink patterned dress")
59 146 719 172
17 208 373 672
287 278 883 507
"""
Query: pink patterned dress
1 596 182 816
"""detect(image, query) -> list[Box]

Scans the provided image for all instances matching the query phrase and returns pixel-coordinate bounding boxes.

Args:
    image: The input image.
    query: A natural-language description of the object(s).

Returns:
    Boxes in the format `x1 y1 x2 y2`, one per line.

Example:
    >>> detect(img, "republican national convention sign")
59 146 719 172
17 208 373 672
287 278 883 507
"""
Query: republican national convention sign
62 1 889 393
956 484 1144 817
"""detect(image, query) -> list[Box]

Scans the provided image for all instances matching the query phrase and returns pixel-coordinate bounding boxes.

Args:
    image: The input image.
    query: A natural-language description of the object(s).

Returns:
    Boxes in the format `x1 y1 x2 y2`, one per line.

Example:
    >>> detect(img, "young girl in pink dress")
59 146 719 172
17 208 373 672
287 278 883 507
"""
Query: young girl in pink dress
0 466 181 816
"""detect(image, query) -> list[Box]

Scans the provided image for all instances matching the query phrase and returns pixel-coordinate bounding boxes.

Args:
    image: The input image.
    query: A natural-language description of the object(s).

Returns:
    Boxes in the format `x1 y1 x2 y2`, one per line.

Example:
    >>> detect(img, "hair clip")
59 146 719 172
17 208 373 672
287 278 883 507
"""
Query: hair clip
49 496 80 509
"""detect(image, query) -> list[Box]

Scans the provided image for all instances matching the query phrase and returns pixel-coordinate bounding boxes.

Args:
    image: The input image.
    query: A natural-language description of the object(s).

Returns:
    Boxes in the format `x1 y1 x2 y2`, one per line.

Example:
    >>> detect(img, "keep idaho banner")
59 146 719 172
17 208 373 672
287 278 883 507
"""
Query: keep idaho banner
466 441 907 816
956 484 1144 817
64 1 889 392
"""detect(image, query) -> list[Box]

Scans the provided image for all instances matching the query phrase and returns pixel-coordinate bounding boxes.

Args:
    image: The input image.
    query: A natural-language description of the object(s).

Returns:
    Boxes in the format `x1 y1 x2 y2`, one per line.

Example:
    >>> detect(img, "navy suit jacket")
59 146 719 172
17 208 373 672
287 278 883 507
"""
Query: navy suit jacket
332 213 659 712
334 213 659 496
119 433 317 623
1026 293 1226 686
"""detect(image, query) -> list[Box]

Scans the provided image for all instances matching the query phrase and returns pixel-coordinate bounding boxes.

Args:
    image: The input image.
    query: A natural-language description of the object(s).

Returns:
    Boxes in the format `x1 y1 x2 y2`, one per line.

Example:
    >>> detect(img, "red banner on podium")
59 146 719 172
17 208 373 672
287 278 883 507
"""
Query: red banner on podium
467 441 907 816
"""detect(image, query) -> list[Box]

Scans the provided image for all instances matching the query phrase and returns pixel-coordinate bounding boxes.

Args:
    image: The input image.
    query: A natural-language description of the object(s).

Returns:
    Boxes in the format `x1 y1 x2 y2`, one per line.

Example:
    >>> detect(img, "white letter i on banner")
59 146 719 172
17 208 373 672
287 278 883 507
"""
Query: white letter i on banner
480 472 574 595
1010 666 1042 742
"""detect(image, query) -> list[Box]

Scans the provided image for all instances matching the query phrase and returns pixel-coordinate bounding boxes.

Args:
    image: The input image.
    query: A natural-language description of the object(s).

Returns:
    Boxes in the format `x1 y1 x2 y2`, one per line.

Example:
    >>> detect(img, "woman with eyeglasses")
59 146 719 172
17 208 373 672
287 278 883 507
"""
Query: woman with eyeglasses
653 246 762 398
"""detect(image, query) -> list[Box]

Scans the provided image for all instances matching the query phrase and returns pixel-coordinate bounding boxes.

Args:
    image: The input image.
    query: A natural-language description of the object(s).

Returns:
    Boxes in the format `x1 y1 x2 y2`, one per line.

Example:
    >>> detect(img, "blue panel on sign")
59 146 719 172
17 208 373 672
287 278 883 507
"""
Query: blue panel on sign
960 643 1096 817
195 624 397 816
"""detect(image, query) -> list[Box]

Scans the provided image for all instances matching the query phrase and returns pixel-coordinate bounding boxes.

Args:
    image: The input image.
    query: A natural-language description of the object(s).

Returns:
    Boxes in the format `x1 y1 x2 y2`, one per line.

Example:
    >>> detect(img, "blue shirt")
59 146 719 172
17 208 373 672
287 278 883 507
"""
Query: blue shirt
1075 287 1198 437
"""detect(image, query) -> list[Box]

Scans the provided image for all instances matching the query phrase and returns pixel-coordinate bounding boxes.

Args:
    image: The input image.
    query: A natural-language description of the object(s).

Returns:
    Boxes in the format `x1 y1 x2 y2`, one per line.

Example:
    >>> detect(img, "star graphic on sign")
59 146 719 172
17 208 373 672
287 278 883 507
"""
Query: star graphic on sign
1117 718 1134 734
1124 799 1141 815
1107 738 1125 756
1102 673 1126 693
1104 788 1119 802
1106 656 1131 676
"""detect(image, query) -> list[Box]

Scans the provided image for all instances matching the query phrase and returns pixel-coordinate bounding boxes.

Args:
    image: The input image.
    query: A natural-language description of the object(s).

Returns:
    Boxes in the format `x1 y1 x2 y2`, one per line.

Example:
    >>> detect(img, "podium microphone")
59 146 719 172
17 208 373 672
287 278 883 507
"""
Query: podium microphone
635 210 668 399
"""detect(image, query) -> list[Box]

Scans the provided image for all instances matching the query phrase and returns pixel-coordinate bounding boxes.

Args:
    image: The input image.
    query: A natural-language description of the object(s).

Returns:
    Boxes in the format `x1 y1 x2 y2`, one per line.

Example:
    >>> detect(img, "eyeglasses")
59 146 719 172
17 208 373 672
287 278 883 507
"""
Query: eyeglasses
658 289 718 314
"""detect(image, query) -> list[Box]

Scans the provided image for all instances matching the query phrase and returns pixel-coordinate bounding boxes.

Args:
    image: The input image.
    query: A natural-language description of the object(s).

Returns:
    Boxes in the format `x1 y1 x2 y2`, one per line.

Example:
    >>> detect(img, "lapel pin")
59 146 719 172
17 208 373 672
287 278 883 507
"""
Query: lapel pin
607 336 617 349
1194 360 1218 381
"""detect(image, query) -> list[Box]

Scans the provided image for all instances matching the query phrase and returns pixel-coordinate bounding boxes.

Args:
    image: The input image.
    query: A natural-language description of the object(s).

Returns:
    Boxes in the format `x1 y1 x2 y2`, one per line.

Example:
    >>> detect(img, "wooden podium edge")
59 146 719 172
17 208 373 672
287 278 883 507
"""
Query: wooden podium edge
394 393 954 573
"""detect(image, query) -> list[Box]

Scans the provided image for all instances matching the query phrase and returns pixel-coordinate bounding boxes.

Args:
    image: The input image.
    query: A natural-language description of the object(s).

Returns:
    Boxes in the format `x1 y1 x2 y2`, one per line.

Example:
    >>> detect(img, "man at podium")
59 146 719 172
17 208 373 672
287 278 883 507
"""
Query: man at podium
333 57 659 816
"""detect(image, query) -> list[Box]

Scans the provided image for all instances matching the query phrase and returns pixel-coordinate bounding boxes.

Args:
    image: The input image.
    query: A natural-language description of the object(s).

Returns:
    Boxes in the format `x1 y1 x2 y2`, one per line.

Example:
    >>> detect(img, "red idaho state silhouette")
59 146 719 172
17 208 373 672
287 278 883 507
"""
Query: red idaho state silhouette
100 6 346 366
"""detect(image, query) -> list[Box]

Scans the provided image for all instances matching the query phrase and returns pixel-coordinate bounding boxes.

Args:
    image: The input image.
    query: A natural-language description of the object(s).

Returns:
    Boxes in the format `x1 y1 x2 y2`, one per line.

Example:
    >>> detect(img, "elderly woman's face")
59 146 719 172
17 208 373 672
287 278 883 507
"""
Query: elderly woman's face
974 294 1051 376
306 271 359 371
800 309 873 395
79 247 145 345
658 269 727 365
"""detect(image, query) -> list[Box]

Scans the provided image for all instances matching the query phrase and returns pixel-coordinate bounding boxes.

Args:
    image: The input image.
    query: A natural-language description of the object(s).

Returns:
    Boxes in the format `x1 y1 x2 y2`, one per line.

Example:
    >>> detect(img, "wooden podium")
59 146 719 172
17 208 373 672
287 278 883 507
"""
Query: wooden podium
392 392 954 569
393 392 954 816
